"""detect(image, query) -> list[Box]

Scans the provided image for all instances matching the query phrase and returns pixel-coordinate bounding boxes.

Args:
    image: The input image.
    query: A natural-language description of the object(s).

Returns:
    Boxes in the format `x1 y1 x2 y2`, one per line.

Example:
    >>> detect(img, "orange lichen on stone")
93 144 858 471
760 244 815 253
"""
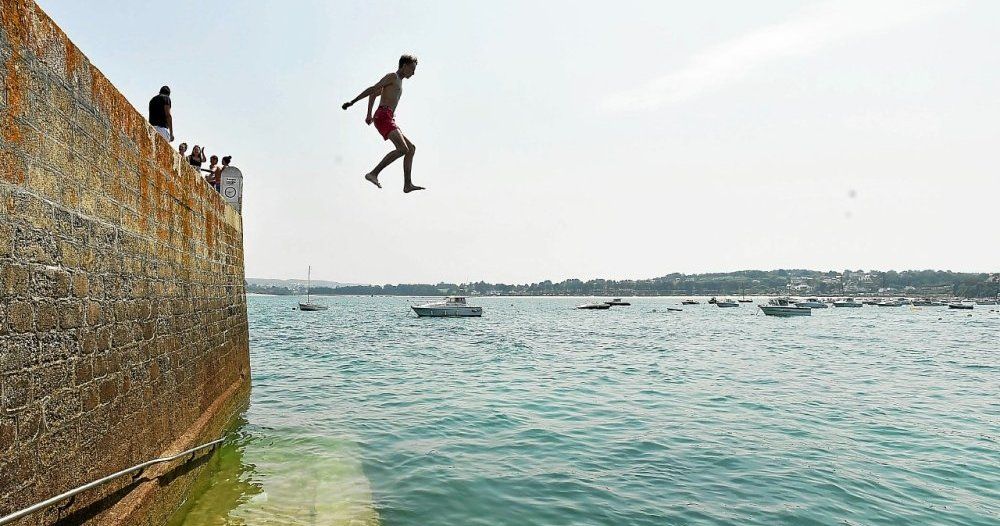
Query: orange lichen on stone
1 0 33 50
63 38 83 83
1 44 25 145
0 148 26 184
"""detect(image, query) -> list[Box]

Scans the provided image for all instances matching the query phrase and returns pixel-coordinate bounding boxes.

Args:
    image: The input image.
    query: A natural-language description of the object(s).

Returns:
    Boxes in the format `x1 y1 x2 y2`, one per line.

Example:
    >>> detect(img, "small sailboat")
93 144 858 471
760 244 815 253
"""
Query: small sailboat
738 282 753 302
298 266 328 311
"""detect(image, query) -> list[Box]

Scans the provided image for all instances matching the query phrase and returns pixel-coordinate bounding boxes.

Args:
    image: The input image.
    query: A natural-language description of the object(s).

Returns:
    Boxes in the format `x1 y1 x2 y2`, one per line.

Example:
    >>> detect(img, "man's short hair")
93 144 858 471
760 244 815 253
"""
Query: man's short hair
399 54 418 68
159 85 171 95
222 156 232 164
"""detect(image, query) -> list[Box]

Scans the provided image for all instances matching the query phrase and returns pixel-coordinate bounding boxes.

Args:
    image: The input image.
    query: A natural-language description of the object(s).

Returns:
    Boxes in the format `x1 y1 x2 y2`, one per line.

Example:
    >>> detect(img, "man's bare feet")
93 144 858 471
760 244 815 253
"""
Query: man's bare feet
403 184 426 193
365 173 382 188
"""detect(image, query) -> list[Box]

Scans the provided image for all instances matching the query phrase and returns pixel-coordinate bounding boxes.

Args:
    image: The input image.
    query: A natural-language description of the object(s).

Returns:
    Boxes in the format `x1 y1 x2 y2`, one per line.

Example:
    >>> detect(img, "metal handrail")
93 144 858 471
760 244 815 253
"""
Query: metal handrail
0 437 226 525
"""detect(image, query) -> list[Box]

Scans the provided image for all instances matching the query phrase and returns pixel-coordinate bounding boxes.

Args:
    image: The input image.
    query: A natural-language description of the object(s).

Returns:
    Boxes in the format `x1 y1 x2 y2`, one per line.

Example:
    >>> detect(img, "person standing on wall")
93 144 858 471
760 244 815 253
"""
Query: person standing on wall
189 145 206 169
149 85 173 142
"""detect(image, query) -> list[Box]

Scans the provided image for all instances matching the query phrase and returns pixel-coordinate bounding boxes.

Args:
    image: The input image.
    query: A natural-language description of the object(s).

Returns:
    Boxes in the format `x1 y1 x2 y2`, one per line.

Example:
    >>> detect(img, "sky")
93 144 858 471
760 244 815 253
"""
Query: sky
39 0 1000 284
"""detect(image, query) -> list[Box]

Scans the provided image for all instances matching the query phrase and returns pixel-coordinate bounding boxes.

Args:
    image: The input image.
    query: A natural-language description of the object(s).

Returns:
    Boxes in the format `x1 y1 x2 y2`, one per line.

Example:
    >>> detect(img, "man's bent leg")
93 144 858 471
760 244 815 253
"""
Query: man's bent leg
401 135 424 193
365 131 408 188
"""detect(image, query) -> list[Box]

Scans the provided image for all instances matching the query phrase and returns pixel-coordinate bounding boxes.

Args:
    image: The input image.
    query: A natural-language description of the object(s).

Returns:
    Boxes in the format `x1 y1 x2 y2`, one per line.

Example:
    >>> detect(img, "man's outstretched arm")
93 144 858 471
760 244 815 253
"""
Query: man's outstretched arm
342 86 376 110
342 74 395 111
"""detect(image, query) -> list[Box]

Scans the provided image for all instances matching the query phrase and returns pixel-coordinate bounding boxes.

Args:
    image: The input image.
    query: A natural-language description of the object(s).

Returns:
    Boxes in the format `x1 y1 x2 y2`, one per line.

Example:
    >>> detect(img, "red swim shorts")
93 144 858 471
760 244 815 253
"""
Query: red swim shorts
373 106 399 140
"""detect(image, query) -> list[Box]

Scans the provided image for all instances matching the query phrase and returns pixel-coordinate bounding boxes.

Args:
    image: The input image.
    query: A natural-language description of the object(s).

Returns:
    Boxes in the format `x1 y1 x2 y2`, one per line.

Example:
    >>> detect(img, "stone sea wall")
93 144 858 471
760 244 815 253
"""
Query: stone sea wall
0 1 251 524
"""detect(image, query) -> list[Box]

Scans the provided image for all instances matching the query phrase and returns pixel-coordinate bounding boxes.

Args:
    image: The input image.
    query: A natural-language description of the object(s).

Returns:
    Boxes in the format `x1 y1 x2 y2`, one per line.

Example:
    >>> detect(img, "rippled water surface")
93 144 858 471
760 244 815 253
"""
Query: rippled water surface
171 295 998 525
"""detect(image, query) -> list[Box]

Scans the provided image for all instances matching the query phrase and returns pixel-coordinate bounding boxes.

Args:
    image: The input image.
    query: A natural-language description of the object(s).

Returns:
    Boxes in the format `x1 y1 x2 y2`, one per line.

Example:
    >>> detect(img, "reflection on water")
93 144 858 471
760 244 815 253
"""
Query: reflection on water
169 422 379 525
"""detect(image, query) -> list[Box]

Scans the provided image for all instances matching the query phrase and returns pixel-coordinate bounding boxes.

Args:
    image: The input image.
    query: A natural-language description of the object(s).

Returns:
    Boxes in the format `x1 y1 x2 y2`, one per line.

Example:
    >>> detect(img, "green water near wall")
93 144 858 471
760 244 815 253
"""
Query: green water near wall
170 295 998 525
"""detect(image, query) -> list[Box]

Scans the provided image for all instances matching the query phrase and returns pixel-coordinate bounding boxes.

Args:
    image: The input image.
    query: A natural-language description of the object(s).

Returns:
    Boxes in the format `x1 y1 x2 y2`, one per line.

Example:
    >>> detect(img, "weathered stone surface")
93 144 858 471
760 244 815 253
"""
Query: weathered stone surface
0 1 251 524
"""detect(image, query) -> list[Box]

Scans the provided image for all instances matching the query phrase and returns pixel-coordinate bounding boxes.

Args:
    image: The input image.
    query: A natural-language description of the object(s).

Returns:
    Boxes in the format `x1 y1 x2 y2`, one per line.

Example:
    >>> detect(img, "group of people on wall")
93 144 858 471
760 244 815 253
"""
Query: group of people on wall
148 85 234 193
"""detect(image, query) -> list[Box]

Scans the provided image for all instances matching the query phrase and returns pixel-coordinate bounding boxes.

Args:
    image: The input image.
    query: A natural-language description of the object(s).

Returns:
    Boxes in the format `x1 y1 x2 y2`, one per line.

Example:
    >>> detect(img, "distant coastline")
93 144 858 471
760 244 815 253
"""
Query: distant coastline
247 270 1000 299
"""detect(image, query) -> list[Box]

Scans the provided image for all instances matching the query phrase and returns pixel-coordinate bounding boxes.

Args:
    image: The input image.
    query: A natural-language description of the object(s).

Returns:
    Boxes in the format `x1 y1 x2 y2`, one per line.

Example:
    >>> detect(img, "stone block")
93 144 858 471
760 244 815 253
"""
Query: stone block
13 225 59 266
7 300 34 332
36 332 74 365
57 299 82 329
1 372 33 412
0 221 12 258
73 358 93 386
80 383 99 412
25 162 59 202
84 300 100 326
97 376 117 404
0 263 30 296
29 264 70 298
34 299 57 331
71 273 88 298
0 414 14 455
16 402 43 441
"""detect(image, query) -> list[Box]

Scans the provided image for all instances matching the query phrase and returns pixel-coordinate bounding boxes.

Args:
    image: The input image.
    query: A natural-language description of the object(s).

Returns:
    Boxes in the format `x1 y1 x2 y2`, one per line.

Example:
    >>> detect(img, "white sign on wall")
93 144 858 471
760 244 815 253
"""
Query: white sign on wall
219 166 243 213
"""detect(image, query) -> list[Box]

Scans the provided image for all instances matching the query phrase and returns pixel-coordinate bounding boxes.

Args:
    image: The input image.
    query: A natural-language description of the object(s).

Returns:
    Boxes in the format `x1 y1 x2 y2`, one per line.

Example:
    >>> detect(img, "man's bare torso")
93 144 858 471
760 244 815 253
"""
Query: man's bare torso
379 72 402 111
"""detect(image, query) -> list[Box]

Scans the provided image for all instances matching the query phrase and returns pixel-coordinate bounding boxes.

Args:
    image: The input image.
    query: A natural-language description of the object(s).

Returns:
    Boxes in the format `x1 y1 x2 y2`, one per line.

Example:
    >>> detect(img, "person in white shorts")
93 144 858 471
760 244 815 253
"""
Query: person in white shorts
148 85 173 142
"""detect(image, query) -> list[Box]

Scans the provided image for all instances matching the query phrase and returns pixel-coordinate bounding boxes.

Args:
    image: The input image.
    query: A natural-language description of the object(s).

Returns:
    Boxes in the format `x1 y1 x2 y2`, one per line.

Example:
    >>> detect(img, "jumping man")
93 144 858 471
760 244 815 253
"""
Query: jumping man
342 54 424 193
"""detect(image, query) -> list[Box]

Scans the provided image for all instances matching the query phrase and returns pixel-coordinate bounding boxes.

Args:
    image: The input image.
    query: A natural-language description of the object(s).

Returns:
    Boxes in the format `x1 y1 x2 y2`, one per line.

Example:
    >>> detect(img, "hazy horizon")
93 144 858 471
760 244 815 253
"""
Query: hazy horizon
248 266 997 287
40 0 1000 284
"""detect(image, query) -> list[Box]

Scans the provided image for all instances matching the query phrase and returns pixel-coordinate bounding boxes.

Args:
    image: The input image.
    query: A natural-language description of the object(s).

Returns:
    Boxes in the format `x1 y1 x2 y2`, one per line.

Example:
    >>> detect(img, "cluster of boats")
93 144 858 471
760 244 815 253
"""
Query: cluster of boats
745 296 993 317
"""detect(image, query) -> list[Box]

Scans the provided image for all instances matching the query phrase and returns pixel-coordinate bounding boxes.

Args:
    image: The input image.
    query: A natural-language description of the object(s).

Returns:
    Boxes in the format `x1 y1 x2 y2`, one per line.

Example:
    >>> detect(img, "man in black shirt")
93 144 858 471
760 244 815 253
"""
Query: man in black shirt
148 86 173 142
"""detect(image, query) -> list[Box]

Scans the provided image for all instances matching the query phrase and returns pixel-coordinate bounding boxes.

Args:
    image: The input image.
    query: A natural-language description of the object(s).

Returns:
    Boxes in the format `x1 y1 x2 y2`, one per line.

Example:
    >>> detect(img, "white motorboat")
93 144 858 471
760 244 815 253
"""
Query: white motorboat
298 265 328 311
759 298 811 317
605 298 631 306
681 299 700 305
795 298 828 309
411 296 482 317
948 302 974 310
716 299 739 307
832 298 863 308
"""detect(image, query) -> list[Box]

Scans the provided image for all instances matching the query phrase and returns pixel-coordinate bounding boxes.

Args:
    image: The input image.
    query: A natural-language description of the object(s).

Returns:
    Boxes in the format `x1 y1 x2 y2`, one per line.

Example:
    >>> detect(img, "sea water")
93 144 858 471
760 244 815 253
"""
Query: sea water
169 295 998 525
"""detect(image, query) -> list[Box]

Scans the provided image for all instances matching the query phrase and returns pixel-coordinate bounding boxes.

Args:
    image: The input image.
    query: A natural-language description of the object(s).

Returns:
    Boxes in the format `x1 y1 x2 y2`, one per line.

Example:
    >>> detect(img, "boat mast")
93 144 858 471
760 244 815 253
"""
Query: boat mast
307 265 311 304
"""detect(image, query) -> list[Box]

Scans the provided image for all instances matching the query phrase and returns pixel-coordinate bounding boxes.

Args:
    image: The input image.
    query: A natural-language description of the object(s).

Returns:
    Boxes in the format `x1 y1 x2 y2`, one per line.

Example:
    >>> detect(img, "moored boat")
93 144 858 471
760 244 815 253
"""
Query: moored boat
681 299 700 305
412 296 482 317
832 298 863 307
795 298 828 309
759 298 811 317
716 299 739 307
577 302 612 310
948 302 974 310
298 265 329 311
605 298 631 306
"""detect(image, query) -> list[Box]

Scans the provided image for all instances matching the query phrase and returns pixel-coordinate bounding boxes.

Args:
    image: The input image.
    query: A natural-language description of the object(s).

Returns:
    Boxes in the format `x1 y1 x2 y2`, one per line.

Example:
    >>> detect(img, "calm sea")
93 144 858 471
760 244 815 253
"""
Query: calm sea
170 295 998 525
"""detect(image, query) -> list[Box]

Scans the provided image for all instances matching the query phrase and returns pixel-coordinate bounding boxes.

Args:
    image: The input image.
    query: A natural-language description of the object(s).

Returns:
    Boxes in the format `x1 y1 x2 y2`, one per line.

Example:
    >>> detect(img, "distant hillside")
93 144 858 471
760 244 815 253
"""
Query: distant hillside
246 277 354 294
245 270 999 298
